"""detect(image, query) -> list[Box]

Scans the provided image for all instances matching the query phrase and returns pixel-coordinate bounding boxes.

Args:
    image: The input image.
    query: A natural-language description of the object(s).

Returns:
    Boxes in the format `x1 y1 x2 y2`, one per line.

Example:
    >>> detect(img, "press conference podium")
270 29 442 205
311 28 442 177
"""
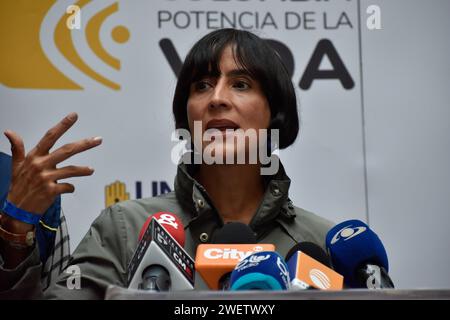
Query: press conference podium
105 285 450 300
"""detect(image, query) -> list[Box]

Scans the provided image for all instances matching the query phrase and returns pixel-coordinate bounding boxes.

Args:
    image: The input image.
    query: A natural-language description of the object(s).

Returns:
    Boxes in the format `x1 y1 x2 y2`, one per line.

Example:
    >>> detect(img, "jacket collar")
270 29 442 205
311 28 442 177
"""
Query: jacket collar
173 158 296 232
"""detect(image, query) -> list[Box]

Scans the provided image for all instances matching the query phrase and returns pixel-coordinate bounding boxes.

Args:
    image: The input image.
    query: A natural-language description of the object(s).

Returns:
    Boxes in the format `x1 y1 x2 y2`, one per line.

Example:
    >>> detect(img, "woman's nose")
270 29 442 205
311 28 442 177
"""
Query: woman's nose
209 82 230 110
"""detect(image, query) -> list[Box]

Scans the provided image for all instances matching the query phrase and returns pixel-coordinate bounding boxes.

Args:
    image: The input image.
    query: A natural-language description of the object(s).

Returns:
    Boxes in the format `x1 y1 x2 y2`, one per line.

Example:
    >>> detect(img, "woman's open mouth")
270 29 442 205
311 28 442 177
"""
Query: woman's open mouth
206 119 240 133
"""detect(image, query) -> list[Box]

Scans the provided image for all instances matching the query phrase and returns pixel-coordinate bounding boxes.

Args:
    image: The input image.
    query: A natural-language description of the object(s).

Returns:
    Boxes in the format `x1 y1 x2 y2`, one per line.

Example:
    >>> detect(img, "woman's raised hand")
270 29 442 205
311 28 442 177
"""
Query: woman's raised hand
4 112 102 216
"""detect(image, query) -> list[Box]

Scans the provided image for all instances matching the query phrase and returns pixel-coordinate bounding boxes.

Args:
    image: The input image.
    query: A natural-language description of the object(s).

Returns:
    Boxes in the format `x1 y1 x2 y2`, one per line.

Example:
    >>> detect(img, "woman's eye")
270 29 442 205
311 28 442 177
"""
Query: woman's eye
233 80 250 90
194 80 212 91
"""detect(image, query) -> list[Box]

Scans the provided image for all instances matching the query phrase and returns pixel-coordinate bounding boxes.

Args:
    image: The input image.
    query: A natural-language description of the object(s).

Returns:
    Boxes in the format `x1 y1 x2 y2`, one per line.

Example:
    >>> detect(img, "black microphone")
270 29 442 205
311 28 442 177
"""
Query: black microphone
211 222 257 244
212 222 257 290
140 265 171 291
286 242 332 267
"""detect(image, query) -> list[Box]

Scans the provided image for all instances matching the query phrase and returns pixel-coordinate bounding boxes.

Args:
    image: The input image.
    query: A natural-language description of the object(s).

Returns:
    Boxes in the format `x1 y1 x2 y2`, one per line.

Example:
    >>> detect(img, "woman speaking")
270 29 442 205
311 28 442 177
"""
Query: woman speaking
0 28 333 299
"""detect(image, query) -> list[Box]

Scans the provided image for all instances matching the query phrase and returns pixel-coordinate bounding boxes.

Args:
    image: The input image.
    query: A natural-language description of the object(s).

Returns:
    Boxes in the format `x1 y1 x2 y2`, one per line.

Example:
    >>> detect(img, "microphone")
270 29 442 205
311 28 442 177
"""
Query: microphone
138 212 186 291
127 212 195 291
229 251 291 290
286 242 343 290
138 212 185 247
210 222 257 244
326 219 395 289
195 222 275 290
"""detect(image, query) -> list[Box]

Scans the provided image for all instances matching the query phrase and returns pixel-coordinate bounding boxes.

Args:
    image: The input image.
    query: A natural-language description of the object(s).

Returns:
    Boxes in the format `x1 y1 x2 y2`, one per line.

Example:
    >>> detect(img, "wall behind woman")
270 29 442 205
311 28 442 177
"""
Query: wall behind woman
359 0 450 289
0 0 448 289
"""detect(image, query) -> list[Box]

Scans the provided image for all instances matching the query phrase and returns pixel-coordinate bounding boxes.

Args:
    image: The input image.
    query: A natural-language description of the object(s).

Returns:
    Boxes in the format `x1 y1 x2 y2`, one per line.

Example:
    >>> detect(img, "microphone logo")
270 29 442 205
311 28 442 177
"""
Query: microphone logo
173 251 187 271
309 269 331 290
156 213 179 230
203 247 270 261
276 256 290 286
330 225 367 244
156 232 168 246
235 253 271 270
252 246 264 252
248 254 271 264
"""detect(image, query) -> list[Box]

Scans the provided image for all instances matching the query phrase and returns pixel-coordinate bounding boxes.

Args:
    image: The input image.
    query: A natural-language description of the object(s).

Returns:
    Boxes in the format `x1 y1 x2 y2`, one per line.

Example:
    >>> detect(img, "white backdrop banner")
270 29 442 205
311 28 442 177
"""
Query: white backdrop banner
1 0 366 279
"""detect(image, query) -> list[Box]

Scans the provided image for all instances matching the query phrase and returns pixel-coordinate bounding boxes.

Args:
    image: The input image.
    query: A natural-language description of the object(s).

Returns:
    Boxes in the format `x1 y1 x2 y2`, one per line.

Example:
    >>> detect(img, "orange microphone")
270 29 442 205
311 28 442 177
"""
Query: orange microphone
196 243 276 290
194 222 275 290
286 242 344 290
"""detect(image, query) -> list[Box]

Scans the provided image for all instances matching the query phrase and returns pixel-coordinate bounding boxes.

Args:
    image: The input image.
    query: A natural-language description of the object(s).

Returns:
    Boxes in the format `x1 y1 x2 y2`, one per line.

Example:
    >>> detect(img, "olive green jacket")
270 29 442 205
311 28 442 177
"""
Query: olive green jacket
0 161 334 299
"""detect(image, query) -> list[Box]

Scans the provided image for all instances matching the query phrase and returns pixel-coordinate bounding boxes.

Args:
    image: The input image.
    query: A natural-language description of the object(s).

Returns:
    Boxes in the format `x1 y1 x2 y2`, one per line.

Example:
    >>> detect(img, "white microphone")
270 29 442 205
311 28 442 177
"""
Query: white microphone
127 214 195 291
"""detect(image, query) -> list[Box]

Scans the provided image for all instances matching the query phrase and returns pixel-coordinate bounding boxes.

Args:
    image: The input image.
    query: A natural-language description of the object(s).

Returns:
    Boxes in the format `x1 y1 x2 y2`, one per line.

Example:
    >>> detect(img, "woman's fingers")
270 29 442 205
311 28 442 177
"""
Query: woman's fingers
3 114 101 216
32 112 78 156
53 183 75 194
4 130 25 167
43 165 95 181
46 136 102 166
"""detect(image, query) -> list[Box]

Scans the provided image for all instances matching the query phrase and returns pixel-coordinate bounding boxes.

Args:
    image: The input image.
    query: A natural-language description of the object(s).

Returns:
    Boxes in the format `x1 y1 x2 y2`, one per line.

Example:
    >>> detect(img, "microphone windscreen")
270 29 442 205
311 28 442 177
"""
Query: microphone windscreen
211 222 256 244
285 242 332 268
230 251 290 291
138 212 185 247
326 219 389 287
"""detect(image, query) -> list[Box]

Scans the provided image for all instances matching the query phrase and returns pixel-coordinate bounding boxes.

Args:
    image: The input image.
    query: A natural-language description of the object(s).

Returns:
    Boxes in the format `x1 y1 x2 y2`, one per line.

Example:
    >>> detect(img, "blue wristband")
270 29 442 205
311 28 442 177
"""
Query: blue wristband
1 199 41 225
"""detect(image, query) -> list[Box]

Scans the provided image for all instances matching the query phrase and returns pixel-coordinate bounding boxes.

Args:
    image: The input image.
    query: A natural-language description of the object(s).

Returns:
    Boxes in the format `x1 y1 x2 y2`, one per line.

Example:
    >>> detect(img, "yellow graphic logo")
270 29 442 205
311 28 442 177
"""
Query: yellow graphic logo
0 0 130 90
105 180 130 208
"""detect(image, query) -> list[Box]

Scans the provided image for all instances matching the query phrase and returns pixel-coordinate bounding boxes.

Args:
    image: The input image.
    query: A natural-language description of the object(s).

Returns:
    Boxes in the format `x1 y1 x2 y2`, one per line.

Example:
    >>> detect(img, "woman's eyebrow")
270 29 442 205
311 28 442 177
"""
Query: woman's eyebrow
194 69 252 81
225 69 253 79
